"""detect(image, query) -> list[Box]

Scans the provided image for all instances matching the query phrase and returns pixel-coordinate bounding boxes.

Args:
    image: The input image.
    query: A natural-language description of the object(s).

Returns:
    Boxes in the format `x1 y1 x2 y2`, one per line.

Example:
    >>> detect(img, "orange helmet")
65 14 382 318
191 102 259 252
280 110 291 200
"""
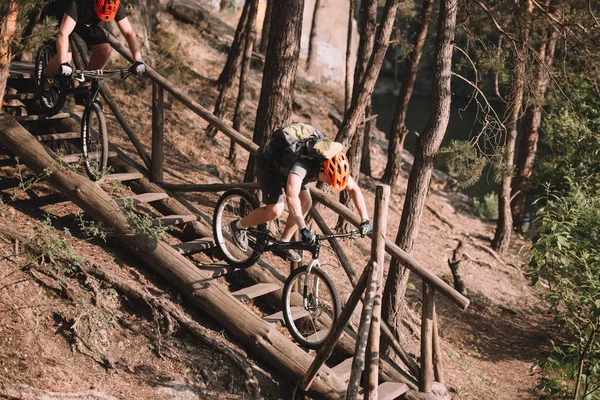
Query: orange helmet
95 0 121 22
321 152 350 191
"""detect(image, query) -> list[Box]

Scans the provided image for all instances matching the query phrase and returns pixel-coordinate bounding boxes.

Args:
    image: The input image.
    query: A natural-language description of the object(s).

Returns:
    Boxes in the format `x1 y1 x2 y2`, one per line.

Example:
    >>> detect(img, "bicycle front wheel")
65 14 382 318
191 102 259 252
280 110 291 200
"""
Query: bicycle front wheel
282 265 340 349
213 189 266 269
81 102 108 180
35 42 66 115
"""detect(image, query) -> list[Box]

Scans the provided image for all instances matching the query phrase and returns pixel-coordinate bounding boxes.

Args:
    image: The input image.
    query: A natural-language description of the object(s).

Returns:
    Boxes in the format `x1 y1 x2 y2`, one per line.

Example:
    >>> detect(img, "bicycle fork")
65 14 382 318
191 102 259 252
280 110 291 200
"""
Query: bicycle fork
302 259 320 310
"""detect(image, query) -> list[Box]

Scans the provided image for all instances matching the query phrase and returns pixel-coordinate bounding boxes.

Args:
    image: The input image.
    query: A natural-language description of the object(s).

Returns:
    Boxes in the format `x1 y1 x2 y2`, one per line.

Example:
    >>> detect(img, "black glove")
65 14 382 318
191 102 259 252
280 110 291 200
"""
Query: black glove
59 62 73 76
129 61 146 75
300 228 316 245
359 219 372 236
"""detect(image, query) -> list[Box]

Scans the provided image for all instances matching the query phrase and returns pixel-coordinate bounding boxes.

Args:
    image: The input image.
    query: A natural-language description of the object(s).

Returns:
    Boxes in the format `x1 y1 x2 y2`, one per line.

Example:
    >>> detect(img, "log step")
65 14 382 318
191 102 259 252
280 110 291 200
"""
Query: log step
15 113 70 122
306 329 330 343
153 214 197 226
264 307 309 324
4 93 35 101
173 238 216 256
9 62 34 78
96 172 143 184
61 151 117 163
232 283 280 301
331 357 353 381
36 132 80 141
375 382 409 400
115 192 169 206
194 263 235 278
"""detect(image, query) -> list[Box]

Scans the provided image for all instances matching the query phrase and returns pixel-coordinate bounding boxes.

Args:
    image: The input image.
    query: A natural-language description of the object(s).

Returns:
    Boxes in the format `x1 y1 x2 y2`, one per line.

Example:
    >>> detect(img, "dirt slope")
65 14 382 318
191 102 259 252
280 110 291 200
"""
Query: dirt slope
0 5 554 400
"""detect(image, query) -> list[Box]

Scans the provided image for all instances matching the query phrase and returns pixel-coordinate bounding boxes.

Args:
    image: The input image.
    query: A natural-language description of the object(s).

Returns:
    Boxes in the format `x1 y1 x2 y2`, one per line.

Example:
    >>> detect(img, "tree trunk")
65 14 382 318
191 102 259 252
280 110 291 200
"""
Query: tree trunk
244 0 304 182
258 0 272 54
382 0 458 358
0 0 18 110
511 27 557 231
207 0 252 138
334 0 401 148
492 0 533 254
344 0 356 114
229 0 259 162
360 104 373 176
306 0 322 73
381 0 434 190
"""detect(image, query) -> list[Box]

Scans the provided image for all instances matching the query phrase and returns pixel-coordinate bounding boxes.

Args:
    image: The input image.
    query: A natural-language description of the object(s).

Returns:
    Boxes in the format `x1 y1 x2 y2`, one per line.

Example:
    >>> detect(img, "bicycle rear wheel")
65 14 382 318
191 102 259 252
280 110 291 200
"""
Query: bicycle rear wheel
282 265 340 349
213 189 266 268
81 102 108 180
35 41 66 115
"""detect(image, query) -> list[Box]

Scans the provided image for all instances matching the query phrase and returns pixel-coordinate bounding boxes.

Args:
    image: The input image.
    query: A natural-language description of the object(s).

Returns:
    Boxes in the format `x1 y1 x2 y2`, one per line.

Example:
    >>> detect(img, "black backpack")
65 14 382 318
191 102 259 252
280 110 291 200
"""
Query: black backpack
270 123 327 175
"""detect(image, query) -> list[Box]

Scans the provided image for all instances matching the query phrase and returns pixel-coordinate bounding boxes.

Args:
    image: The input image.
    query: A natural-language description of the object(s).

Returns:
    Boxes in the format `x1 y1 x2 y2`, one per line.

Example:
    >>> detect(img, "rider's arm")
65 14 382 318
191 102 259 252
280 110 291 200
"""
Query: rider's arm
56 14 76 65
116 17 143 62
345 176 370 222
286 173 307 231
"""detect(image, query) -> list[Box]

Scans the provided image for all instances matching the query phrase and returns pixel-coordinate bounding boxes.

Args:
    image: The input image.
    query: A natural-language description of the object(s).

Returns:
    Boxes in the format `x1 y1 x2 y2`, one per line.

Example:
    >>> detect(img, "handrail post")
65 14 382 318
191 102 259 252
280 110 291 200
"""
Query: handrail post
420 283 434 392
433 305 444 384
151 82 164 183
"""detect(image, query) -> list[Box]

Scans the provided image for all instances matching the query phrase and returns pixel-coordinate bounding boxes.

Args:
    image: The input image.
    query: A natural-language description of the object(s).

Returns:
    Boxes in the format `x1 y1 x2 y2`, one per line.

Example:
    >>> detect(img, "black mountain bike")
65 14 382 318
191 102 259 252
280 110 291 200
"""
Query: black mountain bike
213 188 360 349
34 41 132 180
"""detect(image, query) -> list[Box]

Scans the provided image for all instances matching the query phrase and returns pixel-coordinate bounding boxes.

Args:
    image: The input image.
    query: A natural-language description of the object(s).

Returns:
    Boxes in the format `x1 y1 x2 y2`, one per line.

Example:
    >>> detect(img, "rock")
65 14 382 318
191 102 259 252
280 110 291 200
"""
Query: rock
170 0 210 26
198 163 220 177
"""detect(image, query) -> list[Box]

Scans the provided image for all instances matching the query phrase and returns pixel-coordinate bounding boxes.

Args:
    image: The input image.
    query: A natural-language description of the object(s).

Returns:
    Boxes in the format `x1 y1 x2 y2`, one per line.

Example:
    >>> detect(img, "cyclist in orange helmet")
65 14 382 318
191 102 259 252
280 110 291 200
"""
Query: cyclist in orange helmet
41 0 145 102
230 123 372 262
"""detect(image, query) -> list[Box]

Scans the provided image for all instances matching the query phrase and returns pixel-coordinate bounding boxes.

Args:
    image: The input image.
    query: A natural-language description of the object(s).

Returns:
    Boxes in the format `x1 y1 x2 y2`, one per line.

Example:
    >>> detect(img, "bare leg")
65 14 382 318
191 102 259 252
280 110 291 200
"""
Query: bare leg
240 203 284 229
281 190 312 241
87 43 111 70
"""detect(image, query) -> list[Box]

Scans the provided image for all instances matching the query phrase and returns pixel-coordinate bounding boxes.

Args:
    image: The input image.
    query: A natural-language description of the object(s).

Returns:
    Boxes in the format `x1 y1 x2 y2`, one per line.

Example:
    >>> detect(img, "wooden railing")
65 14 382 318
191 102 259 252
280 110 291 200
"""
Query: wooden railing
102 35 469 395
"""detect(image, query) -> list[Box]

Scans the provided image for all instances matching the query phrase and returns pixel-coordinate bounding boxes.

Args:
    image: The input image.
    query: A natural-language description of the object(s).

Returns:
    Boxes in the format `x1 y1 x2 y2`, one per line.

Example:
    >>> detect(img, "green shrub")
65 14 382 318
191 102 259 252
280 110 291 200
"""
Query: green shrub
474 192 498 220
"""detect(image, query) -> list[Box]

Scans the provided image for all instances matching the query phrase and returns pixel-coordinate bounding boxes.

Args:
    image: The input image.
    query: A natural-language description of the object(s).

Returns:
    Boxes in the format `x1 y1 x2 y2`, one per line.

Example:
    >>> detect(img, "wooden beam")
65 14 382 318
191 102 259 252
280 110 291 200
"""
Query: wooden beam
151 83 164 183
420 284 434 393
432 306 444 384
366 185 390 400
162 182 261 192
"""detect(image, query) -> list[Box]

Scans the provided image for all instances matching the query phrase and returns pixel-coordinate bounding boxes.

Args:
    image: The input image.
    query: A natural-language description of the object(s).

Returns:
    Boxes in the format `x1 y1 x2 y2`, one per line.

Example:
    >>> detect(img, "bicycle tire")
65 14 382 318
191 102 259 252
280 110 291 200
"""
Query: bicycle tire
282 265 340 349
81 102 108 180
213 189 267 269
35 41 66 115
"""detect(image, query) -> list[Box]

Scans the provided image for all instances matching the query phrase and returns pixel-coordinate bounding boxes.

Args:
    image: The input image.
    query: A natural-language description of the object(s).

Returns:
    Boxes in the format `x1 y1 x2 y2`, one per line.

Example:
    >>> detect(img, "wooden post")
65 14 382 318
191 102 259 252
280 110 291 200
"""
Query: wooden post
300 264 371 391
151 82 164 183
432 306 444 384
420 283 434 392
366 185 390 399
346 261 379 399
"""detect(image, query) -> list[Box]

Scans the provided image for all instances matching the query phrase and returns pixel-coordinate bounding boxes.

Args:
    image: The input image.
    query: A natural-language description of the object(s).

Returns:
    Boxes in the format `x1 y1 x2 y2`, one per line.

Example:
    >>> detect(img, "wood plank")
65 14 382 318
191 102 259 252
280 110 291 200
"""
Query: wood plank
153 214 197 226
9 62 34 78
307 329 330 344
377 382 409 400
172 238 215 256
114 192 169 206
15 113 70 122
96 172 143 184
194 263 236 278
36 132 80 141
264 307 309 324
331 357 353 381
4 93 35 101
232 283 280 301
61 151 117 163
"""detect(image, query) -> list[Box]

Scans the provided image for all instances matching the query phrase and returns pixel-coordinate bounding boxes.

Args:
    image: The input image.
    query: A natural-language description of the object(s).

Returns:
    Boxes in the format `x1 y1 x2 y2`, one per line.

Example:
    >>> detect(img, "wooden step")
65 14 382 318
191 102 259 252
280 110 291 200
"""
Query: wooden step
194 263 235 278
96 172 143 184
307 329 330 344
9 62 34 78
153 214 197 226
36 132 80 141
14 112 70 122
61 151 117 163
4 93 35 101
264 307 309 324
331 357 353 381
376 382 409 400
6 77 35 93
173 238 215 256
115 192 169 206
232 283 280 301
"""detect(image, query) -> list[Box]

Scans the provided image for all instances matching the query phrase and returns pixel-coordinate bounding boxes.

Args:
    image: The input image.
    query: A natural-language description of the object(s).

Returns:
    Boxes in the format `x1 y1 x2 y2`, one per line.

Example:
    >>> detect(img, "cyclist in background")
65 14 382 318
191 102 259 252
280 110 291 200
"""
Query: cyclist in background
230 123 373 263
40 0 146 102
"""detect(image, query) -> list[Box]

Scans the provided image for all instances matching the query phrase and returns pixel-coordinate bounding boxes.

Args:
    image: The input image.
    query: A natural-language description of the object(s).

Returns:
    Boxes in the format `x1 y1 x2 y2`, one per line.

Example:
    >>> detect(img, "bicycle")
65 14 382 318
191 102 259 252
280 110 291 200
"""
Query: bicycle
212 188 360 349
34 41 132 180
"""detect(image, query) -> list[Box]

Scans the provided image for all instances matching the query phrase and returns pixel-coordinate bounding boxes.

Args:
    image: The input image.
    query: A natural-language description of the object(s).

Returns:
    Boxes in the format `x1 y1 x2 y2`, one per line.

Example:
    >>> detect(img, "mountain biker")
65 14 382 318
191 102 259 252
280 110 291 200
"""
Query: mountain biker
230 123 373 263
40 0 146 102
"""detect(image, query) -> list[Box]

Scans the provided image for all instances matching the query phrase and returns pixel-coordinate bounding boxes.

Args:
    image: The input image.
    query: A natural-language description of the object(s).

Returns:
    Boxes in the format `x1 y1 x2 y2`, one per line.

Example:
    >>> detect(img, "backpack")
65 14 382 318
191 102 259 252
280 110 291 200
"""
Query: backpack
270 123 328 175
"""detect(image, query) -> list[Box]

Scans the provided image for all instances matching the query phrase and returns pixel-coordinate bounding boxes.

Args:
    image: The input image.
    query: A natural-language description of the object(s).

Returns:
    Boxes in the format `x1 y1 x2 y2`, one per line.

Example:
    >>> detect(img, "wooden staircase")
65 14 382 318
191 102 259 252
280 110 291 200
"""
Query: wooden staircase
1 62 413 399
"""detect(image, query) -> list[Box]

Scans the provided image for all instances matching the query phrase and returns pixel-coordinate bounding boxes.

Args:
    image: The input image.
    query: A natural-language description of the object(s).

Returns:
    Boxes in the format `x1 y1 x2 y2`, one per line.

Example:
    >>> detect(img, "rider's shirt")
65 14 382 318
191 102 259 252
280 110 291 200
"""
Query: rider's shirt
61 0 127 26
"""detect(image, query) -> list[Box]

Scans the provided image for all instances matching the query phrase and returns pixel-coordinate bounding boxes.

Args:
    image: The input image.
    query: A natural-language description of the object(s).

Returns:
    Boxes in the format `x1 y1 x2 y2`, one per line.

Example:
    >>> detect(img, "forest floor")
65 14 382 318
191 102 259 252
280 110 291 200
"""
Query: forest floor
0 2 556 399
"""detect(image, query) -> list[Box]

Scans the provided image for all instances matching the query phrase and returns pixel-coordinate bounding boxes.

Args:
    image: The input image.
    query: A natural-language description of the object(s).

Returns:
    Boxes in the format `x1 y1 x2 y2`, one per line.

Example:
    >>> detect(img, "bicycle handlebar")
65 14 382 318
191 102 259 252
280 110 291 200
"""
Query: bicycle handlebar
316 230 361 241
74 68 132 82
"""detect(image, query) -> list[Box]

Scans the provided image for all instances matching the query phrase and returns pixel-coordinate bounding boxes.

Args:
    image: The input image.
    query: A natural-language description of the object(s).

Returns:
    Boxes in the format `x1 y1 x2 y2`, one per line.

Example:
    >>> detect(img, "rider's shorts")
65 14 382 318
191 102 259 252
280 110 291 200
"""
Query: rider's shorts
256 143 308 205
